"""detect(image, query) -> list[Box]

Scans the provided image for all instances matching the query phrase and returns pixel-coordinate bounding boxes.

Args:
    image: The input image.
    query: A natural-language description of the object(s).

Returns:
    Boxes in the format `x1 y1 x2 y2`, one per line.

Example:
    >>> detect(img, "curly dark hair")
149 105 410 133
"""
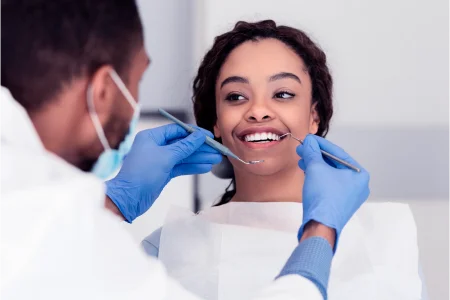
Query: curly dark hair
192 20 334 206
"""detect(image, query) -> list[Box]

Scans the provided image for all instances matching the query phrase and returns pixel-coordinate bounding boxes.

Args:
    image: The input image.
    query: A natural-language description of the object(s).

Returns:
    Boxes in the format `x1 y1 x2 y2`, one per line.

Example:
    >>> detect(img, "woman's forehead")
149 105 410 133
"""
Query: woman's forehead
218 39 307 81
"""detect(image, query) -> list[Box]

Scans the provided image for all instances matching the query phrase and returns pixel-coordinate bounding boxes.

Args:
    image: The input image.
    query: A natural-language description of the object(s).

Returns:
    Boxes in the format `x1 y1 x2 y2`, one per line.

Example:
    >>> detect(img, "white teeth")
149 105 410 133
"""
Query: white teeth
244 132 281 142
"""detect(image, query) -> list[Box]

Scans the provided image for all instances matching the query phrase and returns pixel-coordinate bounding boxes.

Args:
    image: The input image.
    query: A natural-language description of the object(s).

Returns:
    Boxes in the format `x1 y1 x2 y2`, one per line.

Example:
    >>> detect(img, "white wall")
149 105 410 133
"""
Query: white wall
193 1 449 299
195 0 448 127
136 0 194 112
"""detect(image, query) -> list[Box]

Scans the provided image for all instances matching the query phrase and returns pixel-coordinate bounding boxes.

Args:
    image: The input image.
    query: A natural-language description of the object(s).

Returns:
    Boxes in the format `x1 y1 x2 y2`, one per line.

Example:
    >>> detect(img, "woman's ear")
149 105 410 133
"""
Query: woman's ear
213 123 221 138
309 102 320 134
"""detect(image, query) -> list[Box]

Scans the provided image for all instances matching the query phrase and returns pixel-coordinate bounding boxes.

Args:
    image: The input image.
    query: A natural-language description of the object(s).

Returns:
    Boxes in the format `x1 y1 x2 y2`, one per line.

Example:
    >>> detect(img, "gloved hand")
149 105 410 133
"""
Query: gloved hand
296 134 370 250
105 124 222 223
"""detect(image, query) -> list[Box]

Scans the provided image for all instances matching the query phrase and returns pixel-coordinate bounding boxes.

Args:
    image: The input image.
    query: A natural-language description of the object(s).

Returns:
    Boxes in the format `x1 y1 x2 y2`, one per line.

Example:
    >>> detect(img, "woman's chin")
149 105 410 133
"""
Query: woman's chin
232 157 288 176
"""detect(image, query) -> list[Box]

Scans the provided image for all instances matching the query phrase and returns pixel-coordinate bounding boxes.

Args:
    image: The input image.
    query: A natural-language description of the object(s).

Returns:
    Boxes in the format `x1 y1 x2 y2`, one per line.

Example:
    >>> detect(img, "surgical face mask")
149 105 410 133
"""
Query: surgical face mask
88 70 140 179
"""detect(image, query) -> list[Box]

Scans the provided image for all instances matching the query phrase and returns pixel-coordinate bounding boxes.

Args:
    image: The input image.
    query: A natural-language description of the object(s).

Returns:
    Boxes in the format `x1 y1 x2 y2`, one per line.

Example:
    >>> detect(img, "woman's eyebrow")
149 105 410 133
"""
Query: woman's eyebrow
269 72 301 84
220 76 249 89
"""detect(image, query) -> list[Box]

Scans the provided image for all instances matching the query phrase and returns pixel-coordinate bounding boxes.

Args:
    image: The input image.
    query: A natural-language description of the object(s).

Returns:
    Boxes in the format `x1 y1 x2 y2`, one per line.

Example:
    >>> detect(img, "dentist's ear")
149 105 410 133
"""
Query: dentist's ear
89 66 117 122
309 102 320 134
78 65 116 150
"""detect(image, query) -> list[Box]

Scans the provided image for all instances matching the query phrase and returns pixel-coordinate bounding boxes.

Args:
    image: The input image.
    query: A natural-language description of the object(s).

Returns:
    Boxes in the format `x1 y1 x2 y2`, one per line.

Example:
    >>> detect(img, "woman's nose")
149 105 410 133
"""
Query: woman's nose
245 101 274 123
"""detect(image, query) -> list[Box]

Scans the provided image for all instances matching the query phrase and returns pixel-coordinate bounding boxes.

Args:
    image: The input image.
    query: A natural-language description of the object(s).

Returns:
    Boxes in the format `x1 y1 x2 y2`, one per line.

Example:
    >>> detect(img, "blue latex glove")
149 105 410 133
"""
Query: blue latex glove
296 134 370 250
105 124 222 223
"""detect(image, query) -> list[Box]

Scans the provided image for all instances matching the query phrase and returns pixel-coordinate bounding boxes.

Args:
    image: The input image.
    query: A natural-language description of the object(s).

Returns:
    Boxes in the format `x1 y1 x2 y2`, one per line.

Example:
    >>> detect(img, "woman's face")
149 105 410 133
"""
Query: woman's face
214 38 319 176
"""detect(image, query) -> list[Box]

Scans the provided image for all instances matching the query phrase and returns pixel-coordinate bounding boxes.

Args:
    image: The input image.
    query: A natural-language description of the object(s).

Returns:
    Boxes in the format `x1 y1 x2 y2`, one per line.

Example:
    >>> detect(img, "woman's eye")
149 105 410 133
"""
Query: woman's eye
225 93 246 101
274 91 295 99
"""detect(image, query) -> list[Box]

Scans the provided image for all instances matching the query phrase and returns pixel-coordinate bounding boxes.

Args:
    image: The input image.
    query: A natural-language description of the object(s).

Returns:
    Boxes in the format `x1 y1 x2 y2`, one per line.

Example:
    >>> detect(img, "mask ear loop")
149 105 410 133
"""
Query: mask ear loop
108 69 137 110
108 69 141 136
88 69 139 152
87 84 111 151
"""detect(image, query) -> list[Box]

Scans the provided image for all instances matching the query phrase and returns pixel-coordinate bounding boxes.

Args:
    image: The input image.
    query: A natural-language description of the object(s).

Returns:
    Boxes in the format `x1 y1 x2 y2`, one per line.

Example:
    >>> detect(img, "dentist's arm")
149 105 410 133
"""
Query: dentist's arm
300 221 336 246
266 134 370 300
296 134 370 249
104 124 222 222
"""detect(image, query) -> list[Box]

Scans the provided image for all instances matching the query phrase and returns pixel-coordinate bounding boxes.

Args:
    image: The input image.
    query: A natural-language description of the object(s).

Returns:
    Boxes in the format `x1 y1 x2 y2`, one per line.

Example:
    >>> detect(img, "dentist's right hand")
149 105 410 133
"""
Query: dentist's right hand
296 135 370 250
106 123 222 223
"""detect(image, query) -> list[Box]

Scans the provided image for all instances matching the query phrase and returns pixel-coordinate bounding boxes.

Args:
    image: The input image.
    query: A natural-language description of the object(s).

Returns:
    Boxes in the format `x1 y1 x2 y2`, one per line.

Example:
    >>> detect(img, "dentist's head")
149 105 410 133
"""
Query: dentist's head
1 0 150 173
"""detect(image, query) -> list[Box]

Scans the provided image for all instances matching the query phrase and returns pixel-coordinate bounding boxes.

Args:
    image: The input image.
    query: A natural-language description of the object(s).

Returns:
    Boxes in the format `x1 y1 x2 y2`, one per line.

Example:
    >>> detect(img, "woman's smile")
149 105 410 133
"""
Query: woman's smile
235 126 289 150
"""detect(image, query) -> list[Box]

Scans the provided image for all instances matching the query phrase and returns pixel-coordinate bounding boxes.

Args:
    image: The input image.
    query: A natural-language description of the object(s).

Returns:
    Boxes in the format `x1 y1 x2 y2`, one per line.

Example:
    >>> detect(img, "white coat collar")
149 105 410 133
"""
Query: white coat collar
1 86 45 151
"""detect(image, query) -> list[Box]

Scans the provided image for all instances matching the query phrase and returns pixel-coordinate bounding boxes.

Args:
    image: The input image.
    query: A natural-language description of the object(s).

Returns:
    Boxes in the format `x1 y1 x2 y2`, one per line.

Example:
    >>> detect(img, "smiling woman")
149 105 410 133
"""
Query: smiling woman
192 20 333 205
142 20 425 300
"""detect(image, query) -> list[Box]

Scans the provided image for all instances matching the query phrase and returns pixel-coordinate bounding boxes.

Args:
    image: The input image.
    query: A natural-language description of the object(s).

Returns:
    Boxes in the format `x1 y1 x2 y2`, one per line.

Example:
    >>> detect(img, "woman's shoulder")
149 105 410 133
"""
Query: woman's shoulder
348 201 419 263
356 201 416 229
335 201 423 297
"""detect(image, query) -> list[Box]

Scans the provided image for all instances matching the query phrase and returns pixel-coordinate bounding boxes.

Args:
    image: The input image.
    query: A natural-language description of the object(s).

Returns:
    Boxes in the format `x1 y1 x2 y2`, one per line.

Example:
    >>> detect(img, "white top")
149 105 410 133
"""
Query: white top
144 201 424 300
1 87 322 300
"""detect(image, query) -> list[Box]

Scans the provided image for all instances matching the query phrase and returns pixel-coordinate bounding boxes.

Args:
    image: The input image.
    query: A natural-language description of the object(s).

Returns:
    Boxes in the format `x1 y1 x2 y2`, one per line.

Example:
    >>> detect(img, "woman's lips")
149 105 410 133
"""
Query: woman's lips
236 126 286 139
235 127 289 150
239 138 283 149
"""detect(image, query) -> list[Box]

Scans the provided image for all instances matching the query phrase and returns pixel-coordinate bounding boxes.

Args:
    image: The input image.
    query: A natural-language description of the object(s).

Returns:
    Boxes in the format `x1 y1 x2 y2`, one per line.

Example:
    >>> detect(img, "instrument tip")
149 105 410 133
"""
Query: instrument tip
248 160 264 164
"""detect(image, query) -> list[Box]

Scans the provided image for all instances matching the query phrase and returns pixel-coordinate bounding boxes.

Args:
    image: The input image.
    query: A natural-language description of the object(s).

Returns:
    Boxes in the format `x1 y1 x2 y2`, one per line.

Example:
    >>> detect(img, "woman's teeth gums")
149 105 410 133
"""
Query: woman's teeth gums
244 132 281 143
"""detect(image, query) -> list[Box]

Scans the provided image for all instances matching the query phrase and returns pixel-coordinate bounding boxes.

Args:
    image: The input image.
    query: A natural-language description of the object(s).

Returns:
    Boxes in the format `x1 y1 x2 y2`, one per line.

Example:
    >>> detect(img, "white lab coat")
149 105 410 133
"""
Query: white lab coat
0 87 323 300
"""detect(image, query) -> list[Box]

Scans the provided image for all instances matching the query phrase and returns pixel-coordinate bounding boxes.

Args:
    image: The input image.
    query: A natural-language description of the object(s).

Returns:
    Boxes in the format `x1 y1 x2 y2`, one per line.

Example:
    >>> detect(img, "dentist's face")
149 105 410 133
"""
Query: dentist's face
77 46 150 172
214 38 319 176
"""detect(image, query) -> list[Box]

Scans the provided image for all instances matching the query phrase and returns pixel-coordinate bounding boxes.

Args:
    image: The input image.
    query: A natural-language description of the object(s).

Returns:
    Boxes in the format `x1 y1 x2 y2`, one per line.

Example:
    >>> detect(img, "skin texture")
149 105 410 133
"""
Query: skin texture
29 46 150 172
301 221 336 248
214 38 319 204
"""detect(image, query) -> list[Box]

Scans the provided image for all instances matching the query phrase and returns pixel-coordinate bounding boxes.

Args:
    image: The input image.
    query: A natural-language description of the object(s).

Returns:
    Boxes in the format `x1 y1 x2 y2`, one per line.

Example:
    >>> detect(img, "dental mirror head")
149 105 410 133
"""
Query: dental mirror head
237 158 264 165
226 151 264 165
158 108 265 166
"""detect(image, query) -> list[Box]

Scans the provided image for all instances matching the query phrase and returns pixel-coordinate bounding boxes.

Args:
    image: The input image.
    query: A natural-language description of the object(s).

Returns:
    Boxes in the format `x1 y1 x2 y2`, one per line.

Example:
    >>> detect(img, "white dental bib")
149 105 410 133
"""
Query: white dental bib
159 202 422 300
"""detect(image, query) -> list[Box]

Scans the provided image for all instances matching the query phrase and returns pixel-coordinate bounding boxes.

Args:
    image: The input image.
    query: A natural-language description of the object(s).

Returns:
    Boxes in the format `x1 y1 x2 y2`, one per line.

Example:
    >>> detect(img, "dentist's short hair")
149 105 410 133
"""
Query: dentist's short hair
1 0 143 111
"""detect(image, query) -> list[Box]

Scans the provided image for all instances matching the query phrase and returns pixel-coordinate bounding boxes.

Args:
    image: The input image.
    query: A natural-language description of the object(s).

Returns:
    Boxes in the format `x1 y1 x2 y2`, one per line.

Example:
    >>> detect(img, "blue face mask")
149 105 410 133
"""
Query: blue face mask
87 70 140 180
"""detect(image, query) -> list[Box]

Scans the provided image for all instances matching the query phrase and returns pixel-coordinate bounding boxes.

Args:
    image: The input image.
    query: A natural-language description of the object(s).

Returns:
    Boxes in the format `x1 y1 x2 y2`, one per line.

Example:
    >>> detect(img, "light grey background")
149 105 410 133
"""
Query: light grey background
199 128 449 202
127 1 449 299
136 0 194 112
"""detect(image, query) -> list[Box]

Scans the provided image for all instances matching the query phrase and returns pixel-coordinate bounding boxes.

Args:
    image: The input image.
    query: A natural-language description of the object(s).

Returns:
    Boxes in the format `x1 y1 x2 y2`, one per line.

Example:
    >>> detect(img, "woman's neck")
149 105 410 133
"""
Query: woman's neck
232 165 304 203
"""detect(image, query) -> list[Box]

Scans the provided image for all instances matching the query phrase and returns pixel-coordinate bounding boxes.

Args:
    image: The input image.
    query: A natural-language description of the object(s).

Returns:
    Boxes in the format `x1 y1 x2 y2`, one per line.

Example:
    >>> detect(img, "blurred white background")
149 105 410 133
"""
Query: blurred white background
124 1 449 299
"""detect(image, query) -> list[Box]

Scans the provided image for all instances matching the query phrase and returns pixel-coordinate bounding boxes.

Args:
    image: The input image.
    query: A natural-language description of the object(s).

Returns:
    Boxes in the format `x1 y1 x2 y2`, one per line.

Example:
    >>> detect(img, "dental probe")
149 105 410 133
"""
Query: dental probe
158 108 264 165
279 133 361 172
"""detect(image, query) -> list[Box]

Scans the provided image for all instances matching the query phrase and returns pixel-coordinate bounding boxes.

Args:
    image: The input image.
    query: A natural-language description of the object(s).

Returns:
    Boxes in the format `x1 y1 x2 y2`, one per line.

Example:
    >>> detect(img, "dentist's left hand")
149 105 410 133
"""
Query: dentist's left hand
105 124 222 223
